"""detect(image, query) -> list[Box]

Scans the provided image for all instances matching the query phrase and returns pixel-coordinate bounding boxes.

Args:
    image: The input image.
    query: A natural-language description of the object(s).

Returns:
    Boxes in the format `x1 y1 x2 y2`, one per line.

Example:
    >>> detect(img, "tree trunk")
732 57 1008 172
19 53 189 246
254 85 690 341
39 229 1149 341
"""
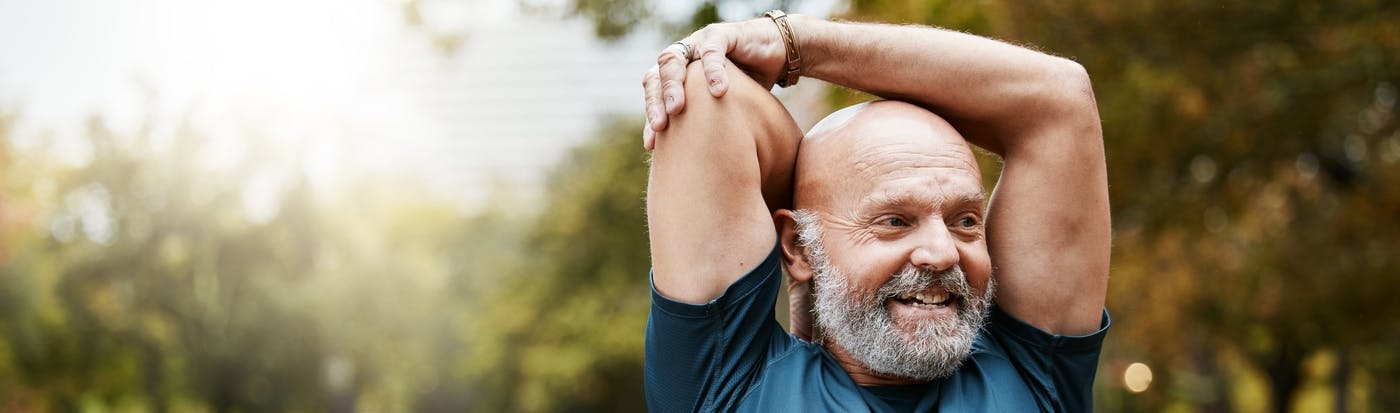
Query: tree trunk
1333 349 1350 413
1193 342 1232 413
1266 342 1304 413
142 341 169 413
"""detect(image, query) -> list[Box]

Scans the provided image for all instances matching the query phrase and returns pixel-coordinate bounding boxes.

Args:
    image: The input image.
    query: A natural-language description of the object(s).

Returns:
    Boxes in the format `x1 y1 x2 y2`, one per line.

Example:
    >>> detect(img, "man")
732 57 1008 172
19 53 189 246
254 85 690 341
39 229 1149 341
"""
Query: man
641 11 1110 412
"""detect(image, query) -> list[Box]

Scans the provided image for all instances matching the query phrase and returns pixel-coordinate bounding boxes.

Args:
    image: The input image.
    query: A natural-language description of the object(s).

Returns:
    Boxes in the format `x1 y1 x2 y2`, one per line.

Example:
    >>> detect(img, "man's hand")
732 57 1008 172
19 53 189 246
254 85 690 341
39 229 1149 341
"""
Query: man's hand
641 17 790 149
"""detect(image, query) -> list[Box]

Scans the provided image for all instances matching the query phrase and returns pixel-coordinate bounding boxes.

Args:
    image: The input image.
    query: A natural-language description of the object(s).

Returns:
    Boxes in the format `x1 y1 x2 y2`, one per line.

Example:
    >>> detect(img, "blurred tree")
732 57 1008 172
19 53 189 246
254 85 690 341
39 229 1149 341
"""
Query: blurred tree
452 117 651 412
0 108 500 410
551 0 796 40
0 115 336 411
982 2 1400 412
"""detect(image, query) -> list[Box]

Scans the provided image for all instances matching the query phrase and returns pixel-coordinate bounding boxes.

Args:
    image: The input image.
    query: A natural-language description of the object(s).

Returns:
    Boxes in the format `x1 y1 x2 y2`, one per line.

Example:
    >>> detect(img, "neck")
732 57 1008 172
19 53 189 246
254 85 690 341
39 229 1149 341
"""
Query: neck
823 339 928 387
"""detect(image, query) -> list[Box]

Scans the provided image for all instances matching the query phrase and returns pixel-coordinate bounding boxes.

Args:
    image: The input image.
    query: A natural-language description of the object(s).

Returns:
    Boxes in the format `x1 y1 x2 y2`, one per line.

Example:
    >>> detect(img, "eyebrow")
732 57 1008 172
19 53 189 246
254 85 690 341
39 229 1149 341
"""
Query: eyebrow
954 191 988 210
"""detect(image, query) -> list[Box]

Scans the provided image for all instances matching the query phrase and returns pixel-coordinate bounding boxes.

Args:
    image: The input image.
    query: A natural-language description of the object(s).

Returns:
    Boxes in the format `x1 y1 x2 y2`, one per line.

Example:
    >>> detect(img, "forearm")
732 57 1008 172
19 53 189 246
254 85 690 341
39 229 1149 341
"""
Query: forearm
795 16 1097 156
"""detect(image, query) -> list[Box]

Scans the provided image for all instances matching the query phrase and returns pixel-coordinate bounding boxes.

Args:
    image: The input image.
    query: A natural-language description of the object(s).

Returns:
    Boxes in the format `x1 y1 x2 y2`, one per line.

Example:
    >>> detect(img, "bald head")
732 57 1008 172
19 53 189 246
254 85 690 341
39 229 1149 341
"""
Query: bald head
794 100 981 211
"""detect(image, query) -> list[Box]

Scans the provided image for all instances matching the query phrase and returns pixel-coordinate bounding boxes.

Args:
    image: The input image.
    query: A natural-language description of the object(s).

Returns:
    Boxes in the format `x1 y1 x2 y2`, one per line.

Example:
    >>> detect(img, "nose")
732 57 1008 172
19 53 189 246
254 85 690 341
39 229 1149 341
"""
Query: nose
909 222 960 272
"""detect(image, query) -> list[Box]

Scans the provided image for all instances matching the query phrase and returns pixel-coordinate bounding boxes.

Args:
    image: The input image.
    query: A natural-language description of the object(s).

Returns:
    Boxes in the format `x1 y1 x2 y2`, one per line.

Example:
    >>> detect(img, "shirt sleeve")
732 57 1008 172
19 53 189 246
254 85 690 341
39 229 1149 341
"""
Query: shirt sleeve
644 242 786 413
985 306 1111 412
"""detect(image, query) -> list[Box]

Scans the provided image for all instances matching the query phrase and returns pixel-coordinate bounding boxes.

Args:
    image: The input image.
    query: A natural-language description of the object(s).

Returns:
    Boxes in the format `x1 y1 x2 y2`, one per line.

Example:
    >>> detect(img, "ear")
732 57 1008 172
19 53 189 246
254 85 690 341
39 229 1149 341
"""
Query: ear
774 209 814 283
775 208 817 341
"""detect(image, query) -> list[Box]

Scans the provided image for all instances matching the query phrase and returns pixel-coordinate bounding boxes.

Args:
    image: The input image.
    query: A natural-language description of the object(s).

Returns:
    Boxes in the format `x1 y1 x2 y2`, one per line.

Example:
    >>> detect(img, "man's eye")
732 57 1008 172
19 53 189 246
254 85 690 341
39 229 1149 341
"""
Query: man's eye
958 216 978 228
884 217 908 227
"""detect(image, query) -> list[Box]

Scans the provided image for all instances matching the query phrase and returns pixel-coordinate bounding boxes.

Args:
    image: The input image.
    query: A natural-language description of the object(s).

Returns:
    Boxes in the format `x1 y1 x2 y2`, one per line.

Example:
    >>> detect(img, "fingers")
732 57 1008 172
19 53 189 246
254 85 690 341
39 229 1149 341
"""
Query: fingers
643 64 667 133
656 44 690 116
642 24 740 145
642 119 655 150
699 43 730 97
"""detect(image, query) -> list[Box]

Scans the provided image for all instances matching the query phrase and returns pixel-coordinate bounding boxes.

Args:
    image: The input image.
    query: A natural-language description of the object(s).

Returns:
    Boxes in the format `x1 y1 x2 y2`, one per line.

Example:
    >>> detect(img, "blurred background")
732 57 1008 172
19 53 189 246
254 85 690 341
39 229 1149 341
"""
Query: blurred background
0 0 1396 411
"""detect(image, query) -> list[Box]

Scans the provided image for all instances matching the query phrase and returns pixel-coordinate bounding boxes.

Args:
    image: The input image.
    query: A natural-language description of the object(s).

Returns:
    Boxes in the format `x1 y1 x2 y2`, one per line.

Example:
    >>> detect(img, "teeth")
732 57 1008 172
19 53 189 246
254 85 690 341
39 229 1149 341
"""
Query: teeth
929 292 949 304
894 290 953 306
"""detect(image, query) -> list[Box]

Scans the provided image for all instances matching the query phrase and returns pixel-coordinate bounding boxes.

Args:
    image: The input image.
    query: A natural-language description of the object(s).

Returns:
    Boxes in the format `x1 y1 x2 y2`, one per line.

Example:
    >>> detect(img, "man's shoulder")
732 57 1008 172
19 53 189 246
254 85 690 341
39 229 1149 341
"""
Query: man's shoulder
736 339 876 411
944 306 1111 411
761 336 834 379
939 332 1044 407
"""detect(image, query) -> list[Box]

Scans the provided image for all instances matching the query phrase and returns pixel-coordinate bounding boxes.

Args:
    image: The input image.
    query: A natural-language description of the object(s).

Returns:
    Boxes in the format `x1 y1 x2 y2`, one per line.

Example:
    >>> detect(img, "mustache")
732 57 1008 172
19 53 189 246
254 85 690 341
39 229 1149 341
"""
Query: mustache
874 264 975 303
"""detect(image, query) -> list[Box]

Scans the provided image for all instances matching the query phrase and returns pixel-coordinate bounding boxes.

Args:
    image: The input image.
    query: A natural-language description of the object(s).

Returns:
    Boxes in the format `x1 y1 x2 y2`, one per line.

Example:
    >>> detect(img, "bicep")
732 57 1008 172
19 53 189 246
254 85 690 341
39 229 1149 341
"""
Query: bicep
647 62 801 304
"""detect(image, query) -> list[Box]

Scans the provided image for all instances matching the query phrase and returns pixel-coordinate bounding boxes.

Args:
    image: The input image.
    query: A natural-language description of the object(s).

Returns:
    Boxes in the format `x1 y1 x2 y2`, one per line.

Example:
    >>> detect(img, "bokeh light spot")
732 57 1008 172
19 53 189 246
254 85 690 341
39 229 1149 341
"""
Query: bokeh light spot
1124 362 1153 393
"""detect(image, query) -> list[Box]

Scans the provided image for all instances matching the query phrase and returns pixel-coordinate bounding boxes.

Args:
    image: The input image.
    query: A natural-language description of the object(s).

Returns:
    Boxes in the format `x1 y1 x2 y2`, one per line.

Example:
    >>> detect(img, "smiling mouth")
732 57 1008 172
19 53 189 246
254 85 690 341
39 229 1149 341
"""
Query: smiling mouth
893 290 954 308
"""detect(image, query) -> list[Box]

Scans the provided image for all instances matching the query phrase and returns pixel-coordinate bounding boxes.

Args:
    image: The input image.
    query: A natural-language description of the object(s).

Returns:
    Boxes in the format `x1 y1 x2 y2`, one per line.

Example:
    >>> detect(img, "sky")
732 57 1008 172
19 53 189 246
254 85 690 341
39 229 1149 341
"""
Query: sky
0 0 835 210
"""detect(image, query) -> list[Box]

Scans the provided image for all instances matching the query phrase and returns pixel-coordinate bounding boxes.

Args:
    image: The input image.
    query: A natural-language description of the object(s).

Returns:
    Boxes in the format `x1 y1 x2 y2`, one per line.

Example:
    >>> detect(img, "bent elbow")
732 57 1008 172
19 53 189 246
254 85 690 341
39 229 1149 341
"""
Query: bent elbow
1043 58 1102 140
1051 58 1098 113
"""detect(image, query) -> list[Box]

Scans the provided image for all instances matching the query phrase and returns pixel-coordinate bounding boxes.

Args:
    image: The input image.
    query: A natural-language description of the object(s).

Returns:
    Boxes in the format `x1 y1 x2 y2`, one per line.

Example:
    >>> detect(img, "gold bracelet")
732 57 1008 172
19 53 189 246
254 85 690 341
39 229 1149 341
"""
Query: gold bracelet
764 10 802 88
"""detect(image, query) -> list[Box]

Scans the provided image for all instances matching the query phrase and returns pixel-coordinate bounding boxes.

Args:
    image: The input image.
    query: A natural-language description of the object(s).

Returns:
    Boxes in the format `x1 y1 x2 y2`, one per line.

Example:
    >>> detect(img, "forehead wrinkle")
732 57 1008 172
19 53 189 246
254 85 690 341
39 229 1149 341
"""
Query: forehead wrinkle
859 177 985 215
861 187 943 213
845 144 981 183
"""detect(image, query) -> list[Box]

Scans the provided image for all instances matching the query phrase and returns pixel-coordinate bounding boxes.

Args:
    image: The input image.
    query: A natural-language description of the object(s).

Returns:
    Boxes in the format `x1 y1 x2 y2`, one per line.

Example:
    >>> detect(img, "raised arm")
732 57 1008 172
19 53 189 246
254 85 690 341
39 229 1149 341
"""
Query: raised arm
651 16 1108 335
644 60 803 304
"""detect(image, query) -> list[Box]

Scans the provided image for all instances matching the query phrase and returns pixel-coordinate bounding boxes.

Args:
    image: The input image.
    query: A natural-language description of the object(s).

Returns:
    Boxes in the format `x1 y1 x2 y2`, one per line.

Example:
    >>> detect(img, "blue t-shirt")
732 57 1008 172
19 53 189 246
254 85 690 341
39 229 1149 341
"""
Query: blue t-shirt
645 243 1110 412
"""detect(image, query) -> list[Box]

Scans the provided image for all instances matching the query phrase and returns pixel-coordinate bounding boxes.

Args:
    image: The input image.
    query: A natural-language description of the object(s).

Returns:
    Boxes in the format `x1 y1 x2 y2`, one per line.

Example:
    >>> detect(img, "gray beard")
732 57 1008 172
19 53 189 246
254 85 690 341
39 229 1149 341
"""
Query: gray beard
795 210 994 381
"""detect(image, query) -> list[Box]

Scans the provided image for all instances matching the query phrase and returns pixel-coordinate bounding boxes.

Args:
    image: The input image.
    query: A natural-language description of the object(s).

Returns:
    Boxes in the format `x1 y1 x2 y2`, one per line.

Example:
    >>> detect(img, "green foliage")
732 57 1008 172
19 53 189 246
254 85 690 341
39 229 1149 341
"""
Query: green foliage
571 0 652 40
0 112 519 411
563 0 795 41
457 117 650 412
989 2 1398 412
1 117 327 411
